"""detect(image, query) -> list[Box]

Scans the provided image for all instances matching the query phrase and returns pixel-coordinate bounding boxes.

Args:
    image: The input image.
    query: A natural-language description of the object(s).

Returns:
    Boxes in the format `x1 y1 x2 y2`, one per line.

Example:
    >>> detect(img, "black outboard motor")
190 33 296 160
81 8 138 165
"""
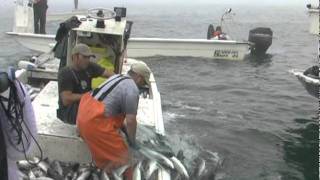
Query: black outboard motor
248 27 273 55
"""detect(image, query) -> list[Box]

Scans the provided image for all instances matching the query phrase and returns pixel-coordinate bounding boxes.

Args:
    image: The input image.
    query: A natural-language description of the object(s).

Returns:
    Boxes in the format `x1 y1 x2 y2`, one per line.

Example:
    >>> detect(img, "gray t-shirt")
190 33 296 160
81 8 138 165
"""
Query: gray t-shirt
93 74 139 117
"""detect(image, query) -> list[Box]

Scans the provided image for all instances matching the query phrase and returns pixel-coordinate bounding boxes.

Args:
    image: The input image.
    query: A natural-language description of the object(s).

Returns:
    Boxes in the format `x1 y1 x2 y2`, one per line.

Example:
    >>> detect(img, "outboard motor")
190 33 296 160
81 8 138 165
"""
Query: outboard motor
248 27 273 55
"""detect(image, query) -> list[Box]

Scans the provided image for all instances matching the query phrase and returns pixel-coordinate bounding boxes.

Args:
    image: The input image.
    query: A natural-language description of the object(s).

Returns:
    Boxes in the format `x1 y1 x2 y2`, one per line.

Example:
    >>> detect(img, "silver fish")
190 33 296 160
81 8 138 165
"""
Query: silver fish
133 161 142 180
145 160 159 179
17 160 34 170
17 170 28 179
32 167 47 177
91 172 100 180
28 88 35 95
194 158 206 178
29 177 55 180
112 171 123 180
157 166 171 180
28 170 36 178
113 164 129 177
170 156 189 179
37 160 50 173
140 147 174 169
50 160 63 176
71 171 79 180
77 169 91 180
100 171 110 180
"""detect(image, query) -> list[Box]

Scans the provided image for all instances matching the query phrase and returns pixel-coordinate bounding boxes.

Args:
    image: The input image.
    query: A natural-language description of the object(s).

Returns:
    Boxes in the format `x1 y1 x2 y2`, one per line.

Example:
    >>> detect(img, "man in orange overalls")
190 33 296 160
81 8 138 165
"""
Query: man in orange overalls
77 62 151 178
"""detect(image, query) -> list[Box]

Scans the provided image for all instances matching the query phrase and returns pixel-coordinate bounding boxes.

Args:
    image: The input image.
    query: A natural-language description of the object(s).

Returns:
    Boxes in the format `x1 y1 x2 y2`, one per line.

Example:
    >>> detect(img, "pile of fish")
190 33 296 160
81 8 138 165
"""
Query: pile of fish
17 139 224 180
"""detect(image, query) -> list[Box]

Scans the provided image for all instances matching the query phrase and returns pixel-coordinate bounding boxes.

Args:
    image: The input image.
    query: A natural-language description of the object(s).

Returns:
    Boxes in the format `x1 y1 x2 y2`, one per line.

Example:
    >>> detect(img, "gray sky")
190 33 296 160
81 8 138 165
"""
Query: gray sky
52 0 316 5
0 0 318 10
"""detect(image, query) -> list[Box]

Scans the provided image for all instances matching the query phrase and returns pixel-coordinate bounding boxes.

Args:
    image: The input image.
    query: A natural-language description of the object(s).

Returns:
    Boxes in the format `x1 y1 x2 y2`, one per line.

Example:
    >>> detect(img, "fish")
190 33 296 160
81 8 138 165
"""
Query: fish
100 171 110 180
139 147 174 169
112 171 123 180
47 160 64 179
91 171 100 180
113 164 130 178
17 170 28 179
71 172 79 180
17 160 34 170
28 170 36 178
28 88 35 95
37 160 50 173
170 156 189 179
144 160 159 179
29 177 55 180
193 158 206 178
65 170 75 180
133 161 142 180
158 166 171 180
32 167 47 177
64 163 80 180
76 169 91 180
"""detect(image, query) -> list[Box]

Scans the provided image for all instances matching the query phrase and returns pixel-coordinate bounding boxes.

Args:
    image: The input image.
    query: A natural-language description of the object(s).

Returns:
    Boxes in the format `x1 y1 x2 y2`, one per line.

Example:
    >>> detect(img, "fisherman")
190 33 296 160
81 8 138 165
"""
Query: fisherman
213 26 229 40
213 26 222 38
57 43 114 124
33 0 48 34
77 62 151 178
74 0 78 9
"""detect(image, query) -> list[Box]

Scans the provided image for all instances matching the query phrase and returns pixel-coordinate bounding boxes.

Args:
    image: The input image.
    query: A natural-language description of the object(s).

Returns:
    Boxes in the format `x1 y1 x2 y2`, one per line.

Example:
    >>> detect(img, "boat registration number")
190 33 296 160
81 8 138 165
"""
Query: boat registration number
214 50 239 58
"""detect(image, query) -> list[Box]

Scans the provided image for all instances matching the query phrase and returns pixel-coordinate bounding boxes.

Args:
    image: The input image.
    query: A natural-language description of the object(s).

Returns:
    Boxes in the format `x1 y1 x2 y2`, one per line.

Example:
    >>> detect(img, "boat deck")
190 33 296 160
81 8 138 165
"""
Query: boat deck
31 81 92 162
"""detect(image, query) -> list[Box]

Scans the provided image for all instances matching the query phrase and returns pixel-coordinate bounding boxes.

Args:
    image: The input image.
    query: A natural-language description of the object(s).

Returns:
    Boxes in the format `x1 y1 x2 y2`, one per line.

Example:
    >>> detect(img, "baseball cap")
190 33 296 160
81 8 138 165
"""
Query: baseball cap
71 43 95 57
131 62 151 86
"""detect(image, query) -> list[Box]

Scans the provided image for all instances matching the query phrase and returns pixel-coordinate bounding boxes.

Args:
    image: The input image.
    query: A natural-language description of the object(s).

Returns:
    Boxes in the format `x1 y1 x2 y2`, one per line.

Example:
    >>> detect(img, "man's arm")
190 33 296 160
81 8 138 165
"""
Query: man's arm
124 114 137 146
60 91 82 106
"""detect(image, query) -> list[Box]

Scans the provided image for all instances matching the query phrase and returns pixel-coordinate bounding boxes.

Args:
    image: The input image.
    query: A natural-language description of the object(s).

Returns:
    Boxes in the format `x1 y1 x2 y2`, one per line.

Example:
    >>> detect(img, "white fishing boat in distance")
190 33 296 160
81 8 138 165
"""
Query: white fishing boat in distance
306 3 320 35
7 1 273 61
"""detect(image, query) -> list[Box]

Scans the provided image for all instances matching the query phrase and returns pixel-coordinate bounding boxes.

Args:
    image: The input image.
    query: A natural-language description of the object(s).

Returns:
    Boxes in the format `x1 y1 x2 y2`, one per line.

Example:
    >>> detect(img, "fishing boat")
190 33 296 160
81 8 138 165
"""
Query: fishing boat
7 1 273 61
14 5 166 171
306 3 320 35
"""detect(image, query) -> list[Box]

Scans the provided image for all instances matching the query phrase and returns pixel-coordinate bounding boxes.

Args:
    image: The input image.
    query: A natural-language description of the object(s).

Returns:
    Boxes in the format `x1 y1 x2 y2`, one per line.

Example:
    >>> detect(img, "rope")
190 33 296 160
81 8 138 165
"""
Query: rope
0 79 43 166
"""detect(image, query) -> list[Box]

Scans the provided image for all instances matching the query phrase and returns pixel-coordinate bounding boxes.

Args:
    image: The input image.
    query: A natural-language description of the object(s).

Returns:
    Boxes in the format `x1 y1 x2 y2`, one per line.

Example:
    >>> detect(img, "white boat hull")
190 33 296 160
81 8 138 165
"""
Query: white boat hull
6 32 55 52
307 9 320 35
6 32 251 60
290 69 319 98
128 38 250 60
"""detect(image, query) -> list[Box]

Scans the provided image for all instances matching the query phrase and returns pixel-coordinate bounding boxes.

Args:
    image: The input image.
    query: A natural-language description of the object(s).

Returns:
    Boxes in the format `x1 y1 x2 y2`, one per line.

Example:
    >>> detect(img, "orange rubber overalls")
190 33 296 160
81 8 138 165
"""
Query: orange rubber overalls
77 76 131 172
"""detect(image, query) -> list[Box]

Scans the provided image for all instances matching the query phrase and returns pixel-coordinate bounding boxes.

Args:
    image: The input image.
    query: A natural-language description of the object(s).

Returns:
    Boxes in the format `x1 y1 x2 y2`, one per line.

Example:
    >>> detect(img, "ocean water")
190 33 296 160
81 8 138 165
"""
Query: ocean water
0 3 318 180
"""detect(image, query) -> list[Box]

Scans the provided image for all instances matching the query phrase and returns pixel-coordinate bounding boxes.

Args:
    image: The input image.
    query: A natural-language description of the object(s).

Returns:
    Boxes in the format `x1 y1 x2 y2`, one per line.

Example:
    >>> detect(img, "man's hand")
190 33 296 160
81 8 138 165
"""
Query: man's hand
60 91 83 106
102 69 114 78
